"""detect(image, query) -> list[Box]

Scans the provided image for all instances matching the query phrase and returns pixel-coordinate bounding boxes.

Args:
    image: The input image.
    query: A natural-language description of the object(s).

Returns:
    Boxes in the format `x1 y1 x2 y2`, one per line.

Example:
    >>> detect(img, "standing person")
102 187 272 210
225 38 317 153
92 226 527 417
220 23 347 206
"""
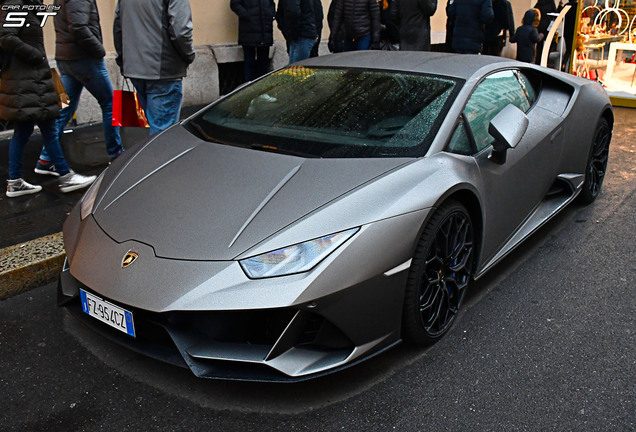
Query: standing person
0 0 96 197
230 0 276 82
483 0 515 57
444 3 454 53
557 0 578 71
276 0 318 63
380 0 400 48
327 0 345 53
510 8 544 63
113 0 196 136
35 0 124 177
328 0 381 51
392 0 437 51
534 0 556 64
310 0 324 58
446 0 494 54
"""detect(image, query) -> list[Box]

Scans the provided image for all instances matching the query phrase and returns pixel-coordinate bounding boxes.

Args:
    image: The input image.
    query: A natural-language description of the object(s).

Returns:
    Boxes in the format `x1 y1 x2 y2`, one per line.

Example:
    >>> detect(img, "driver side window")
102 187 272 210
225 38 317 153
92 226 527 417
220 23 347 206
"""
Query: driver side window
463 71 531 152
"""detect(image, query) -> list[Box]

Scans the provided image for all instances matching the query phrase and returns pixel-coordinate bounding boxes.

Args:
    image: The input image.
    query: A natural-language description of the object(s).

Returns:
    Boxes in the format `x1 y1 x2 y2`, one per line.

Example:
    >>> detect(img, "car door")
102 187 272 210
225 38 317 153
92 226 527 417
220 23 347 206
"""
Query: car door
447 69 563 268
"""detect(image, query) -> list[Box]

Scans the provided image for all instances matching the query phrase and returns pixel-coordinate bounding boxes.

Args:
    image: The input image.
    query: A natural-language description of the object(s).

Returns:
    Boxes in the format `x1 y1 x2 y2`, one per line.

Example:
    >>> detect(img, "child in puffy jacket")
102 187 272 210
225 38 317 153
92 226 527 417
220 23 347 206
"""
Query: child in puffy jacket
510 8 544 63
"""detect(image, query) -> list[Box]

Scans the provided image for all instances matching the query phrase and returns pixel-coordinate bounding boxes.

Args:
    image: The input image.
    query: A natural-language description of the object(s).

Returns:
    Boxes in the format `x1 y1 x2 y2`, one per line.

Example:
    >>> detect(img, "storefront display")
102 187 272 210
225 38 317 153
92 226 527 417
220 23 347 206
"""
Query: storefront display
575 0 636 106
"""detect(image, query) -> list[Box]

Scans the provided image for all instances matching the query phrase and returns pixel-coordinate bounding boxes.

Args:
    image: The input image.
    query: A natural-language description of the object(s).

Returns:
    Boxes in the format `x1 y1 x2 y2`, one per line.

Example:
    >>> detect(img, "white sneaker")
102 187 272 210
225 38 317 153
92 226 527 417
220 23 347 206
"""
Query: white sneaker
6 178 42 198
58 170 96 193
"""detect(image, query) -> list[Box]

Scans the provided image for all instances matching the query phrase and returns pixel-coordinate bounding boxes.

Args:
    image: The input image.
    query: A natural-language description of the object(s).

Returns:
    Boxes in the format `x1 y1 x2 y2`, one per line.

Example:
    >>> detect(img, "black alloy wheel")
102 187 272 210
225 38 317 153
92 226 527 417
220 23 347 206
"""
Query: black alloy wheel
579 117 611 204
402 200 474 345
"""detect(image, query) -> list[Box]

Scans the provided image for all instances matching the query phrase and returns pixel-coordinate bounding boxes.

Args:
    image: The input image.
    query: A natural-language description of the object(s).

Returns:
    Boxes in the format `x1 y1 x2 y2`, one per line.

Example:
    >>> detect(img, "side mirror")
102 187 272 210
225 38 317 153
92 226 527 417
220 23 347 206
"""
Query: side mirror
488 104 529 164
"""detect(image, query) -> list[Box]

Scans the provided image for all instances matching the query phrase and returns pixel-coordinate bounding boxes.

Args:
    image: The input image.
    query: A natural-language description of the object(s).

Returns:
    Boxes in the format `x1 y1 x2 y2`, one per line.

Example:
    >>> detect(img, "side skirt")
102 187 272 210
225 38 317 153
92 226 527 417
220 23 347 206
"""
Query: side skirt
474 173 584 280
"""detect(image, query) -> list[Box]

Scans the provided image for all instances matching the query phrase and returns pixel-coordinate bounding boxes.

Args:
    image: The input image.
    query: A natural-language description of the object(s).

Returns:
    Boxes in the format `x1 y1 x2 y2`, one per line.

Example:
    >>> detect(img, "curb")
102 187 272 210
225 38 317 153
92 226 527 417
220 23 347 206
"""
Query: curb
0 233 65 300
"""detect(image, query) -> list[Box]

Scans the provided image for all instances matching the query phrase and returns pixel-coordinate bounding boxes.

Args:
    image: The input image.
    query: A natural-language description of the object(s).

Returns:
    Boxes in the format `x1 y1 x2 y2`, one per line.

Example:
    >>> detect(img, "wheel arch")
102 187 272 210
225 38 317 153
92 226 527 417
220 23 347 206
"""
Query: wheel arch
411 186 484 272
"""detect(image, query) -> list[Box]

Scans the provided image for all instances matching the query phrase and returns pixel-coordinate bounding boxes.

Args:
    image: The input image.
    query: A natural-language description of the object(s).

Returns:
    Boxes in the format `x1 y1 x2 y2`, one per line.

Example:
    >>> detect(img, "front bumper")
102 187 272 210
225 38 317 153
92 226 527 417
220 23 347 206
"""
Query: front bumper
58 263 404 381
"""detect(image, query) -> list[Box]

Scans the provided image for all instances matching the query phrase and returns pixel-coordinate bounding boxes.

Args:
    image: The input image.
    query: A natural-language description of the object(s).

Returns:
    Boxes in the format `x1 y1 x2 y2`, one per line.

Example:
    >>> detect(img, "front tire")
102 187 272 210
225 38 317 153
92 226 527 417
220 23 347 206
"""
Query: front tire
402 200 475 346
579 117 611 204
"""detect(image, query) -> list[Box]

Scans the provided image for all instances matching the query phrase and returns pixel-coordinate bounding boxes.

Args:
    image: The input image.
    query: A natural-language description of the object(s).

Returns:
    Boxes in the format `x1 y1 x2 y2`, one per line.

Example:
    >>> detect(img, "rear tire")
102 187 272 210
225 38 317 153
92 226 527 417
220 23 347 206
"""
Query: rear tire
402 200 474 346
579 117 611 204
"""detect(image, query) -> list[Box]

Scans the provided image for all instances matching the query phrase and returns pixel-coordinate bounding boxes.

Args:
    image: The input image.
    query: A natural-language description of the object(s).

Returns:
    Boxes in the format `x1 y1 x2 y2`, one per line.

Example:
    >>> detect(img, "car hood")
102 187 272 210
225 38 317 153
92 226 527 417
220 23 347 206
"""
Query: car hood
93 125 408 260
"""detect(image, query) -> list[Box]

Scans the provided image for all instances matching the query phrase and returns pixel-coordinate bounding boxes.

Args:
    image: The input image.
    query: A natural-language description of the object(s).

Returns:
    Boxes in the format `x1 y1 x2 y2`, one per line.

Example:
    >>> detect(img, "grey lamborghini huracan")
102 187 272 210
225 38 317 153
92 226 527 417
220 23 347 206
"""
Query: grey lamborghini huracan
58 52 613 381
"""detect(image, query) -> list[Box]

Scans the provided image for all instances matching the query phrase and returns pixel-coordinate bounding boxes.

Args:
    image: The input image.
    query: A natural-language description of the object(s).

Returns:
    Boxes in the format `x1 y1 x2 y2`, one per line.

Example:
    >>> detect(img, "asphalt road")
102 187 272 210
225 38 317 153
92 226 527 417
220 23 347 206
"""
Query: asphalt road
1 109 635 431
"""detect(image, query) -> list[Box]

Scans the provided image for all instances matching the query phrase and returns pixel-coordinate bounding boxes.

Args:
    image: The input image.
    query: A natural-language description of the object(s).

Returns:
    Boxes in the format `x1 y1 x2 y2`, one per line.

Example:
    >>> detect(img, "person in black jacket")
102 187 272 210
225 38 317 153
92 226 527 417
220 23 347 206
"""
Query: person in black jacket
328 0 380 51
0 0 96 197
557 0 577 71
510 8 543 63
327 0 345 52
392 0 437 51
446 0 494 54
231 0 276 81
276 0 318 63
483 0 515 56
310 0 324 57
35 0 123 177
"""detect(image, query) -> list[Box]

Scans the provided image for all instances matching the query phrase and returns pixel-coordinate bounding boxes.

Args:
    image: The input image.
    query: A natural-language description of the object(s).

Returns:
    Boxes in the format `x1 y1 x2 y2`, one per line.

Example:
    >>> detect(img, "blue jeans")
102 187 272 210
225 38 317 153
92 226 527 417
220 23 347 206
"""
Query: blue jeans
40 58 122 161
288 38 316 64
10 120 70 179
344 34 372 51
130 79 183 136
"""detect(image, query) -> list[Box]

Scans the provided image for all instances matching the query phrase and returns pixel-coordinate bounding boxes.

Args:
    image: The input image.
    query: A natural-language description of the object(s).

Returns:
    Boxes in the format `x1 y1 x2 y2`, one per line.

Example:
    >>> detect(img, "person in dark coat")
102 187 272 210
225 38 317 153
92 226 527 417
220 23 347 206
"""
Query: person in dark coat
391 0 437 51
0 0 96 197
510 8 543 63
327 0 345 52
328 0 380 51
276 0 318 63
310 0 324 57
557 0 578 71
483 0 515 56
444 8 454 52
446 0 494 54
231 0 276 81
35 0 123 178
534 0 556 64
379 0 400 46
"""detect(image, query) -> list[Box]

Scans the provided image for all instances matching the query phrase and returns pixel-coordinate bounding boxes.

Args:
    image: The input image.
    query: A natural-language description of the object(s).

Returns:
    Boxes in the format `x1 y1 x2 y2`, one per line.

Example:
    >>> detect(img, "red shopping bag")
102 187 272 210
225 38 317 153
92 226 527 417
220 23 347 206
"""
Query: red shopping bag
112 89 149 128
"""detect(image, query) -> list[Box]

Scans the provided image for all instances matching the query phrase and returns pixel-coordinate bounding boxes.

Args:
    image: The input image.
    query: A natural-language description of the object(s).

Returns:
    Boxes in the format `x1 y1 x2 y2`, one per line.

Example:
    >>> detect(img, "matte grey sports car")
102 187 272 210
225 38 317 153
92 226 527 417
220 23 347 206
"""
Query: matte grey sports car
58 52 613 381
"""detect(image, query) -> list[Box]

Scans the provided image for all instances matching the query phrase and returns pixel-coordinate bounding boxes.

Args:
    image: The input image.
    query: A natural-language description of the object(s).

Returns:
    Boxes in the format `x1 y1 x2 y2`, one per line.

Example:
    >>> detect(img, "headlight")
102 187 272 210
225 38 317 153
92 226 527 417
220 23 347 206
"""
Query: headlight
239 228 359 279
80 170 106 220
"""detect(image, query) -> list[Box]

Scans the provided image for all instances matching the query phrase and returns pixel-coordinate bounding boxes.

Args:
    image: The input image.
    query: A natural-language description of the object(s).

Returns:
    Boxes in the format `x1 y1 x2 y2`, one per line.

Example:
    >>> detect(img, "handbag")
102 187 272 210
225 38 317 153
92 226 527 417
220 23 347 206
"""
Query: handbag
501 36 517 60
112 80 149 128
50 68 70 109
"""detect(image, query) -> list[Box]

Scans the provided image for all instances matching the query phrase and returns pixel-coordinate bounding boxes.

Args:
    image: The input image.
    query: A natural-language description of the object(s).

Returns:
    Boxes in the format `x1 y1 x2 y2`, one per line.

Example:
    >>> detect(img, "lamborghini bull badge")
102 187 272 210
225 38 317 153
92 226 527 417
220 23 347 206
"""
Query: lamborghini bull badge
121 251 138 269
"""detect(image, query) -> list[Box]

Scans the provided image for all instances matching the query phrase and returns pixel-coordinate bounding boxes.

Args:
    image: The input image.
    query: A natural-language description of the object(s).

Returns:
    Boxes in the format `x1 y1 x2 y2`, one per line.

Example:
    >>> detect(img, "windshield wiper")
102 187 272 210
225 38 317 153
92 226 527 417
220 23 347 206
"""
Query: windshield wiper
250 143 310 158
187 121 215 142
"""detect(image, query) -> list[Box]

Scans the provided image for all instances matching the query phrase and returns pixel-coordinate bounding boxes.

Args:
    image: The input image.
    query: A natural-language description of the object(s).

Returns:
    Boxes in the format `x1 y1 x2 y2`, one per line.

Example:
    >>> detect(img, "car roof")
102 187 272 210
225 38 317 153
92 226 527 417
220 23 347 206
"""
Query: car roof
296 51 518 81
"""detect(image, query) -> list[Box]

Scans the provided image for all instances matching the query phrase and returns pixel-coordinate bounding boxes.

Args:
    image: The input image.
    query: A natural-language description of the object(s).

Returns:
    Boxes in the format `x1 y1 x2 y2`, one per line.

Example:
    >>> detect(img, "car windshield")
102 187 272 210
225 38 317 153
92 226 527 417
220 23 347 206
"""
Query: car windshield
186 66 460 158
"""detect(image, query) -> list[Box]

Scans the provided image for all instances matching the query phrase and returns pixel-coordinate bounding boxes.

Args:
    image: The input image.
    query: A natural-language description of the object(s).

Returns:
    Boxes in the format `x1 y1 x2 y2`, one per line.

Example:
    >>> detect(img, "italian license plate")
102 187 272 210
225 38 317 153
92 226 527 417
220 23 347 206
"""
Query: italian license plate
80 289 135 337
